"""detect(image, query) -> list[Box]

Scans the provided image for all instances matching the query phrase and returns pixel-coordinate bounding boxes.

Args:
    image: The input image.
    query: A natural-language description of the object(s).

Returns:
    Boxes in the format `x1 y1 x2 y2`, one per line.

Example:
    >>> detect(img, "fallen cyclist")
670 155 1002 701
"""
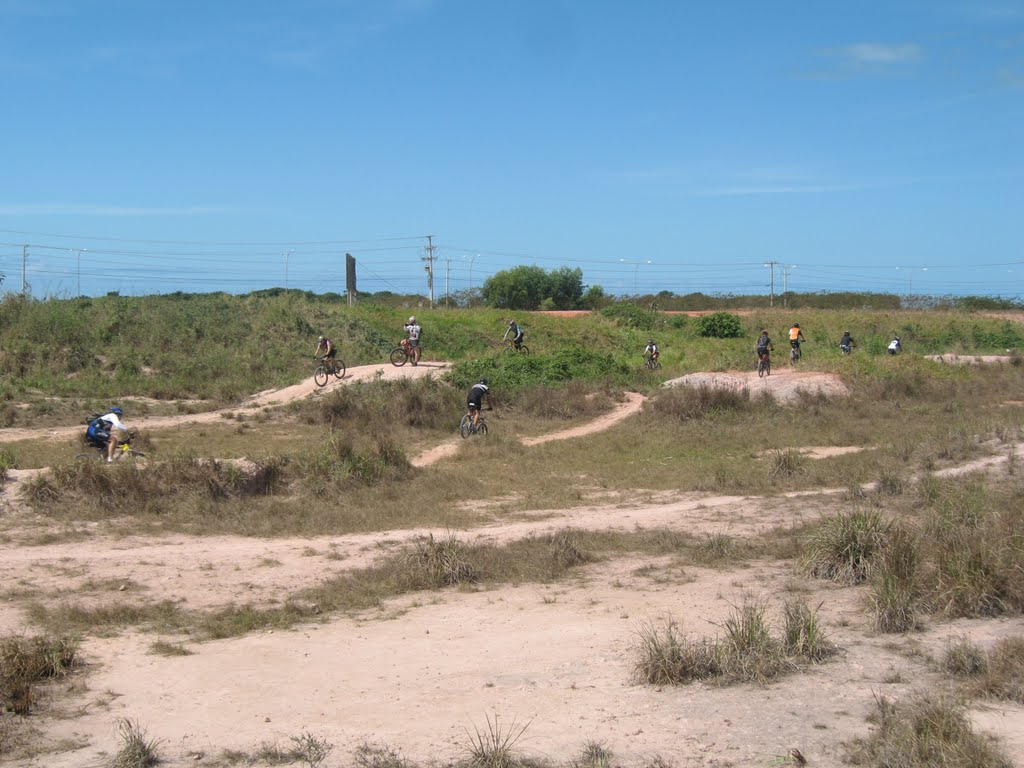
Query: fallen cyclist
85 406 132 463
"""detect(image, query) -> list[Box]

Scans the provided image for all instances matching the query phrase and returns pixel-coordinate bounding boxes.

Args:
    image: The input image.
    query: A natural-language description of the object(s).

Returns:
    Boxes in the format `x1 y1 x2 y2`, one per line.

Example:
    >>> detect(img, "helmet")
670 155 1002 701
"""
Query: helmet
110 407 123 415
793 323 800 328
648 340 654 345
509 319 516 325
318 335 325 342
761 329 768 334
479 378 489 386
408 316 416 323
844 330 850 335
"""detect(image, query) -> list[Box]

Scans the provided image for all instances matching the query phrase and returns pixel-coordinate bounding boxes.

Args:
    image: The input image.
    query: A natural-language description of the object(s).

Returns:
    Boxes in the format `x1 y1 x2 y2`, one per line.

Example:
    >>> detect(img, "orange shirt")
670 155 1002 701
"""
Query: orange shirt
789 327 802 341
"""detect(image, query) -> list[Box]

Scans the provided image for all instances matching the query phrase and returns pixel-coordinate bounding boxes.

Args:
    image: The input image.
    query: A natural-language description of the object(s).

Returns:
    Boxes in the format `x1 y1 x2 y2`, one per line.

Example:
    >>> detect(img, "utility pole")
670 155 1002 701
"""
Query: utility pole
444 256 452 308
283 250 294 291
21 245 27 295
422 235 436 307
782 264 794 308
764 260 776 307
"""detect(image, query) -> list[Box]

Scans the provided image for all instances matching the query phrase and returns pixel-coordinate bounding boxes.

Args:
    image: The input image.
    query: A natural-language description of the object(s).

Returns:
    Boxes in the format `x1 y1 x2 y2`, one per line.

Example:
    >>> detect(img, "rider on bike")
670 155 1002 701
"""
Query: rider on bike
314 334 337 367
756 330 774 363
466 378 491 429
839 331 855 354
85 406 131 464
888 335 902 355
503 319 525 350
643 339 659 365
789 323 805 354
404 316 422 365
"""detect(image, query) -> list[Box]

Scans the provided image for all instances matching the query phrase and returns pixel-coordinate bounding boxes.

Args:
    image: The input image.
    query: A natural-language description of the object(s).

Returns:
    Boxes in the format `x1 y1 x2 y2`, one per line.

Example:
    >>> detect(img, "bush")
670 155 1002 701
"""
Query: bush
599 303 659 331
695 312 744 339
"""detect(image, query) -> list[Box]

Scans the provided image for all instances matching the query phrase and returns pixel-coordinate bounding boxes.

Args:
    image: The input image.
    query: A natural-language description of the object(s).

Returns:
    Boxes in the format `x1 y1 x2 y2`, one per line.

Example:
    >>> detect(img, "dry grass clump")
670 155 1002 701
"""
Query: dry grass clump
0 633 78 714
632 598 836 687
307 377 463 431
297 433 410 489
845 691 1012 768
768 448 808 478
354 743 415 768
513 381 618 421
654 383 750 421
407 533 481 587
869 524 921 633
942 635 1024 704
571 741 613 768
22 454 286 516
802 509 892 585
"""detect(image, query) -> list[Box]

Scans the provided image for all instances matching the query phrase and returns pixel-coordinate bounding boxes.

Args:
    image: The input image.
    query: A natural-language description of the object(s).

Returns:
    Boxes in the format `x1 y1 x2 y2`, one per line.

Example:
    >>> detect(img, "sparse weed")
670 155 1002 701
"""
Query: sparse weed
109 718 161 768
289 731 334 768
354 742 415 768
781 599 836 662
768 449 807 478
572 741 613 768
870 524 920 633
462 714 533 768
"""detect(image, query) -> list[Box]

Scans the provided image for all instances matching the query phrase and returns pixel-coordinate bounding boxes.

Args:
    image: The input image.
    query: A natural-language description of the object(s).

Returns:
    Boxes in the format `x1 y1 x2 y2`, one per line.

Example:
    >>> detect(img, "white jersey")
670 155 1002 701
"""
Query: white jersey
888 339 900 351
405 323 421 341
99 412 129 432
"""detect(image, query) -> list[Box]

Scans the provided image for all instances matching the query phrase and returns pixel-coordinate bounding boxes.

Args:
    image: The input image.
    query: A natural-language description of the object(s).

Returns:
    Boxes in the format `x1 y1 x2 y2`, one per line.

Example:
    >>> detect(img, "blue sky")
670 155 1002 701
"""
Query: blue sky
1 0 1021 299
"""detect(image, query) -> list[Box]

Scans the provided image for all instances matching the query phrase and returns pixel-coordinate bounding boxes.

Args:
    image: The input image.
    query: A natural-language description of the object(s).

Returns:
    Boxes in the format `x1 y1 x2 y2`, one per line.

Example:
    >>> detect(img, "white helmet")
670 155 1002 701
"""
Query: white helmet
408 316 416 323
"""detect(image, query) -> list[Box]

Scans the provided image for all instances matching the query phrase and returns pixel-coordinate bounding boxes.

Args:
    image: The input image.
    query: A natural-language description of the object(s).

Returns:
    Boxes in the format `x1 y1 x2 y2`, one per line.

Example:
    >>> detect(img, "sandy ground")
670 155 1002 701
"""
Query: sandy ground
924 354 1018 365
2 367 1023 767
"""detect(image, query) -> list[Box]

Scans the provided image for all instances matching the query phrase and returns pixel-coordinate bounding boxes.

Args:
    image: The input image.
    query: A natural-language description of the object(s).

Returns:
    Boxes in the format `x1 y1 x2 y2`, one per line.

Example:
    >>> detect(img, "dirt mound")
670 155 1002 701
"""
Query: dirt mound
665 368 849 403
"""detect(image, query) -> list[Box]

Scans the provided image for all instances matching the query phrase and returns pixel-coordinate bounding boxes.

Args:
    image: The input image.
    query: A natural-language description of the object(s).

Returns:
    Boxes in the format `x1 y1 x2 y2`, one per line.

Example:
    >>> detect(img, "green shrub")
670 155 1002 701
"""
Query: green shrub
695 312 744 339
599 303 659 330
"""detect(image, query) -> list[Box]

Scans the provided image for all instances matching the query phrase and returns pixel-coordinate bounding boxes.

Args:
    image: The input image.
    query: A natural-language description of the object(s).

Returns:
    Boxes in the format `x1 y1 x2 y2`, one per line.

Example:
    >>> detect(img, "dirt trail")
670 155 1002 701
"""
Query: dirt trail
3 442 1023 768
411 392 647 467
666 366 849 403
0 362 450 443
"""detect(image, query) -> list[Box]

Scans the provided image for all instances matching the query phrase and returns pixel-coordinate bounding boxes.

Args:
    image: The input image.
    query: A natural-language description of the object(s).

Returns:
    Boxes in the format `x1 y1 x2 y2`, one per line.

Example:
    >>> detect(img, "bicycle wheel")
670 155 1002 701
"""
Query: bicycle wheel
314 366 329 387
390 347 408 367
333 360 346 379
519 345 529 356
476 421 488 436
459 414 472 439
757 359 766 378
790 347 799 365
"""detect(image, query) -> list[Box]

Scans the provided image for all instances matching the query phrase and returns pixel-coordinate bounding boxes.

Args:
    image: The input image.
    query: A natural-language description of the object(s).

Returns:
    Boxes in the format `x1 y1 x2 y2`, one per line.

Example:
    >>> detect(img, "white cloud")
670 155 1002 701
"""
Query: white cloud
841 43 922 64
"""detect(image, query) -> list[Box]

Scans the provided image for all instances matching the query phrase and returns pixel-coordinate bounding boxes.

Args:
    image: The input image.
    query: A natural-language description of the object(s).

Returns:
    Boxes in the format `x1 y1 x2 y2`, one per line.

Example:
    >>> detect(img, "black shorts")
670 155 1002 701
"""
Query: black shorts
467 399 483 411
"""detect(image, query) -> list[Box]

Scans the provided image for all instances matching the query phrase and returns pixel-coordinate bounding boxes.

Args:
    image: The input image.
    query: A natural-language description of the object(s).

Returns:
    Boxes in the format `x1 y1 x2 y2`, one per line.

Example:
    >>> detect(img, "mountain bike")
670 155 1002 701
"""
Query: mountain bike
790 343 802 365
459 411 489 438
76 432 145 462
314 356 346 387
757 352 771 377
390 338 415 366
643 355 661 371
504 339 529 356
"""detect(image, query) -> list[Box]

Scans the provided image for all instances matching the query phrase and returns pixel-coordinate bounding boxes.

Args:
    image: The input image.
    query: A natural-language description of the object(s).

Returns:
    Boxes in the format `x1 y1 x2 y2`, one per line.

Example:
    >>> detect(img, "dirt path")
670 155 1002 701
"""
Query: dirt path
0 362 450 443
3 443 1024 767
411 392 647 467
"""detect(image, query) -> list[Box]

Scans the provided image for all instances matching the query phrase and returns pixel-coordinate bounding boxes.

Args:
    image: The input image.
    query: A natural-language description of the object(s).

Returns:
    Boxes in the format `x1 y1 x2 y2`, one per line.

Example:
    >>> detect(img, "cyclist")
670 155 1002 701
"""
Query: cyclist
466 378 491 429
643 339 659 365
314 334 336 368
503 319 525 350
404 316 422 365
85 406 131 464
839 331 855 355
888 335 902 355
789 323 806 355
756 330 773 364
